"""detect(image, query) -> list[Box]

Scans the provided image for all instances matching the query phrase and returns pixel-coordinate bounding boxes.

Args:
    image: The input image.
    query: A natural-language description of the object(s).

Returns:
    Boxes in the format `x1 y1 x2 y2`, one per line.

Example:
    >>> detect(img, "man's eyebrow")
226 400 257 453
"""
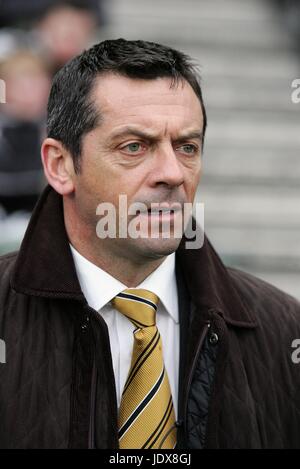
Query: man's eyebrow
174 131 203 142
109 127 158 141
109 127 203 142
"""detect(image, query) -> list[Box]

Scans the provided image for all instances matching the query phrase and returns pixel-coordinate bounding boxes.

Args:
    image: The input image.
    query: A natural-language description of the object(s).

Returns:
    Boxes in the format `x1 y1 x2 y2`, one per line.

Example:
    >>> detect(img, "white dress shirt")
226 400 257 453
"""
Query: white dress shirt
70 245 180 417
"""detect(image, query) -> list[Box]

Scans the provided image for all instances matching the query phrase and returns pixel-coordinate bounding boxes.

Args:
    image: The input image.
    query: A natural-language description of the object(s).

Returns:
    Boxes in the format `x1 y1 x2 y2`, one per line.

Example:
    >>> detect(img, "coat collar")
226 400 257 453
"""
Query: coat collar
11 185 257 327
176 229 257 328
11 185 83 301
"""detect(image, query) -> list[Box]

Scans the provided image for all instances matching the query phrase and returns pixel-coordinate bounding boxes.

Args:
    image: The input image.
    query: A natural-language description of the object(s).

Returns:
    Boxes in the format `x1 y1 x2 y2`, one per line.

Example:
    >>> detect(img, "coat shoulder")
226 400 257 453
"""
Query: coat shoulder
228 266 300 328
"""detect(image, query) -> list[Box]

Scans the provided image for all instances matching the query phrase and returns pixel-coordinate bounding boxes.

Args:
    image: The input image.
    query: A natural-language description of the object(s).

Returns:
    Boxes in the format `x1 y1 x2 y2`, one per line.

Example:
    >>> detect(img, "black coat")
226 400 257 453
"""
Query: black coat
0 186 300 448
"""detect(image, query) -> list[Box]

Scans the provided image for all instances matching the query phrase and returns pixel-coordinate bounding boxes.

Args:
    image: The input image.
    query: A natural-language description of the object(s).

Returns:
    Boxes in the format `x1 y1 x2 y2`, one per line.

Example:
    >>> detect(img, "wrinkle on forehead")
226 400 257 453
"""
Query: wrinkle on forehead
90 74 203 134
101 95 194 120
93 74 199 110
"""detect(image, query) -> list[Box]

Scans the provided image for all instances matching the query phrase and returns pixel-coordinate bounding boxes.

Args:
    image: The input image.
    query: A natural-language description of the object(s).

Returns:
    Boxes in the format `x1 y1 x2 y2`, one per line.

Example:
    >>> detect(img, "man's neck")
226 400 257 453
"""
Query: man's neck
69 238 165 287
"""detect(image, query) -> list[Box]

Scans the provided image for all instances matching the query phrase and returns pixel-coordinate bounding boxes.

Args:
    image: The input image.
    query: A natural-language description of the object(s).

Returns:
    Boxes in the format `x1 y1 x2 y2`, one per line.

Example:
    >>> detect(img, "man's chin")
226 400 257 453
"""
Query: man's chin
132 236 183 259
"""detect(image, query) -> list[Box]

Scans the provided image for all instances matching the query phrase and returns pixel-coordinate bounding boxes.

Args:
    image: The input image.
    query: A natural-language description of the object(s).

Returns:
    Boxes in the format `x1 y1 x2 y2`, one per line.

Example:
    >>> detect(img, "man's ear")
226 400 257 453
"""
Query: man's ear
41 138 76 195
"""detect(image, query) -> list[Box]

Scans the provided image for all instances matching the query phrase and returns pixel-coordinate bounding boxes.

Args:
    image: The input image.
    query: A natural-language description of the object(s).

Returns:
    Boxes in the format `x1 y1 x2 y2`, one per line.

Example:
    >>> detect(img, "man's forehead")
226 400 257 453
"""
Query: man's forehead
92 73 201 112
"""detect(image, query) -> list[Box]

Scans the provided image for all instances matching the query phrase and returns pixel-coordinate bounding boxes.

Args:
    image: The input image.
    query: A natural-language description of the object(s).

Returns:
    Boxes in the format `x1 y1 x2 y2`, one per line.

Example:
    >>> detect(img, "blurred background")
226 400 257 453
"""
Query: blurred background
0 0 299 299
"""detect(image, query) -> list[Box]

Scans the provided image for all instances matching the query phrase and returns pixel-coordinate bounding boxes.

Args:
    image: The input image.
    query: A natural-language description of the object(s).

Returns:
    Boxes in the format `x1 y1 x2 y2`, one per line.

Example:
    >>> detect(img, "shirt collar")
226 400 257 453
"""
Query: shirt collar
138 253 178 323
70 245 179 324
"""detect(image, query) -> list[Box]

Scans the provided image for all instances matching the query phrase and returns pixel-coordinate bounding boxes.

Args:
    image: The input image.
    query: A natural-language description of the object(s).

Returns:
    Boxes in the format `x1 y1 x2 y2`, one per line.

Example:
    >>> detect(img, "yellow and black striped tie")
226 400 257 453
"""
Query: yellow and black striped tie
112 288 177 449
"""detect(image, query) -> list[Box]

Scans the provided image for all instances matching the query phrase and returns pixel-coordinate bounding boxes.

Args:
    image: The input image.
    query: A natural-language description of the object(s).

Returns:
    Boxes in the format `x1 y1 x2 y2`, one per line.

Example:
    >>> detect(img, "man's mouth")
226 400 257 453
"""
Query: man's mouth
147 202 182 213
137 205 183 224
147 208 175 215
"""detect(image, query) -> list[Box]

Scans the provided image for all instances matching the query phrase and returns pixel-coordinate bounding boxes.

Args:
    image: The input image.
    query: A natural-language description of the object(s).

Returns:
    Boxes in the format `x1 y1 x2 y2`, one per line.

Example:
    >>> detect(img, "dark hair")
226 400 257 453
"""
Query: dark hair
47 38 207 172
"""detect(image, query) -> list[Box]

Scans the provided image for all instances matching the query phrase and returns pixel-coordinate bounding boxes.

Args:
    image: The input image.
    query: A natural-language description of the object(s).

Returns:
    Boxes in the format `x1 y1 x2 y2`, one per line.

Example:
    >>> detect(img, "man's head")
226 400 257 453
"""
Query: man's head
46 38 207 172
42 39 206 277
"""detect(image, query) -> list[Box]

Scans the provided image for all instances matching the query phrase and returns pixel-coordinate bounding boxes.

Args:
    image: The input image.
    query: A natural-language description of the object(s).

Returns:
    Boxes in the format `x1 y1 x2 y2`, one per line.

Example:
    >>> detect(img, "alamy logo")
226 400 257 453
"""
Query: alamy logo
0 338 5 364
0 79 6 104
291 339 300 364
95 196 205 249
291 79 300 104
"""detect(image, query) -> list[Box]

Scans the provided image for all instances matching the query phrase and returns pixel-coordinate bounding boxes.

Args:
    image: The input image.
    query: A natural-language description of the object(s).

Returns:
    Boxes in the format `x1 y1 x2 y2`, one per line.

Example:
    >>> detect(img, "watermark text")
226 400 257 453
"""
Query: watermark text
0 338 6 364
0 79 6 104
95 196 205 249
291 79 300 104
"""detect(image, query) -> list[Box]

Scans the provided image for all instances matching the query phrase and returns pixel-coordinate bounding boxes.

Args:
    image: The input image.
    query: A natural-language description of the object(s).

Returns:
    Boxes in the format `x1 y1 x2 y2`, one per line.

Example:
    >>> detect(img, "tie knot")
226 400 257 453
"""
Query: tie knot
112 288 159 328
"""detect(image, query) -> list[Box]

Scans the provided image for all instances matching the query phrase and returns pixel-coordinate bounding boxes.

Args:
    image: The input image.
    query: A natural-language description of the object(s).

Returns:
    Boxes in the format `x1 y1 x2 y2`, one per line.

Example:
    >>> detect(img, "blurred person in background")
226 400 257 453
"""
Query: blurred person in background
0 0 103 216
35 3 99 73
0 0 104 29
0 0 105 74
0 49 50 214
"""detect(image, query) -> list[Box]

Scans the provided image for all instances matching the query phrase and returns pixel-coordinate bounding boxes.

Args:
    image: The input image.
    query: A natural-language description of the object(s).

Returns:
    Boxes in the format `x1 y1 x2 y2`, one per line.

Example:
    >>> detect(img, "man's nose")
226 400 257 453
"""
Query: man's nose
150 143 185 188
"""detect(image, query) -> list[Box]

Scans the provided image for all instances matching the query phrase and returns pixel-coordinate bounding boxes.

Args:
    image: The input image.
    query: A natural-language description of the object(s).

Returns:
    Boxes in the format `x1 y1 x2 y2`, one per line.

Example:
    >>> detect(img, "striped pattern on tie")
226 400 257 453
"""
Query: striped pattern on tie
112 288 176 449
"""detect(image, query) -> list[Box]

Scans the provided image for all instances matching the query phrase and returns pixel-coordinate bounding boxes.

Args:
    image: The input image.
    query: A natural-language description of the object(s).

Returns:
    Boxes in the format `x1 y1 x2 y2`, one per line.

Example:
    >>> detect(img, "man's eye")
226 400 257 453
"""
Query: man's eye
122 142 144 153
178 144 198 155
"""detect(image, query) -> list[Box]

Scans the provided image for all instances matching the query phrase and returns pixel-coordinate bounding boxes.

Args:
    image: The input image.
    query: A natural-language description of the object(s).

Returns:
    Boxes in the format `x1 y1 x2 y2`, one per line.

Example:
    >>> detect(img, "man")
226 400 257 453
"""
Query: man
0 39 300 449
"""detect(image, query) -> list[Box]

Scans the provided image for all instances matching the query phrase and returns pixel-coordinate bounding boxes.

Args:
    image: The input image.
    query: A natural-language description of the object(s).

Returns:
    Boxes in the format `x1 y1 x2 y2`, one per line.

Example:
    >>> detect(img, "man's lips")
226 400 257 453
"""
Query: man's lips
141 207 181 217
127 202 184 221
138 206 182 221
144 203 183 214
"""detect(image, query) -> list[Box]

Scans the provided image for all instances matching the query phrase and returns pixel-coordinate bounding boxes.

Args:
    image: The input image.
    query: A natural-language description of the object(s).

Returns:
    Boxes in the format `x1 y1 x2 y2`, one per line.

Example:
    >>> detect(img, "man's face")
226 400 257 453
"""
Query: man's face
72 73 204 262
